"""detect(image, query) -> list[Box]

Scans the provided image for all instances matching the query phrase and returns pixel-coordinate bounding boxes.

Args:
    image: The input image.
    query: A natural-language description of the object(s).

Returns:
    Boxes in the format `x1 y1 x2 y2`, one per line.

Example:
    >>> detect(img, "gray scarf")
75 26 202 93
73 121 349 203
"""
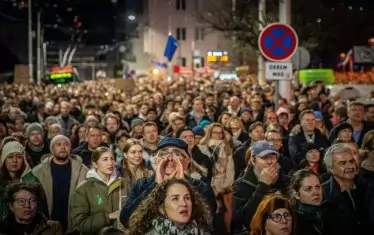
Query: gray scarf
151 217 202 235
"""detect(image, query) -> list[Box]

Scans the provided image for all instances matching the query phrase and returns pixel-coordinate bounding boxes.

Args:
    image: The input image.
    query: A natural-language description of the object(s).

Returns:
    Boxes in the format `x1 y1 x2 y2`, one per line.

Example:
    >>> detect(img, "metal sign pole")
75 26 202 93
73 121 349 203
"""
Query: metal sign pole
278 0 292 101
28 0 33 83
275 81 279 110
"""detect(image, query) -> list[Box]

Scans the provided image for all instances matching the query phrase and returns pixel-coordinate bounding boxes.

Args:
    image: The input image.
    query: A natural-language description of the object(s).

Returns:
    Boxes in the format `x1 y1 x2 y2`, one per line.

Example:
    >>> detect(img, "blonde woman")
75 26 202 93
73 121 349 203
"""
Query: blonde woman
160 112 185 137
198 122 234 232
70 147 129 234
117 139 153 184
48 123 62 141
227 116 249 144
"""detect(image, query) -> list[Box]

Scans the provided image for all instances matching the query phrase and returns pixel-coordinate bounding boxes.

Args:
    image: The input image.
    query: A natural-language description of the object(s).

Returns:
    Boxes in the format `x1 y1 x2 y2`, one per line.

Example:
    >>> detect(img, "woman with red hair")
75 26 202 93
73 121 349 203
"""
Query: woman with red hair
250 195 293 235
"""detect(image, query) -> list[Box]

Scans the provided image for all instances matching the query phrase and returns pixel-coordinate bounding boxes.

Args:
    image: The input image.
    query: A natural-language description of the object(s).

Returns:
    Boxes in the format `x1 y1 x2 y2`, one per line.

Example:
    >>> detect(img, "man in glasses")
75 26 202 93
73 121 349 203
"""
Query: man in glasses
119 137 216 226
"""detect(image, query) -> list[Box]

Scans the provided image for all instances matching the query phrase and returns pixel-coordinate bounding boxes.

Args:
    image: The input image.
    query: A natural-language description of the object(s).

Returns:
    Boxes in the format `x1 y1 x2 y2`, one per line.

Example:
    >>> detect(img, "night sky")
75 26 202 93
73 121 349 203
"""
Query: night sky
0 0 142 44
0 0 141 73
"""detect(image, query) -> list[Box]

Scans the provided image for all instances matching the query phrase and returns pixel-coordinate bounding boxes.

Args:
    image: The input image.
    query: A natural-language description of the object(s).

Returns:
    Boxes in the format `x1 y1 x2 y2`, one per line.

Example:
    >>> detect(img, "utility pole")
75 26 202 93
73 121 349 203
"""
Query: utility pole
258 0 266 85
28 0 33 83
43 41 47 76
278 0 292 101
232 0 237 66
191 40 195 78
37 10 42 85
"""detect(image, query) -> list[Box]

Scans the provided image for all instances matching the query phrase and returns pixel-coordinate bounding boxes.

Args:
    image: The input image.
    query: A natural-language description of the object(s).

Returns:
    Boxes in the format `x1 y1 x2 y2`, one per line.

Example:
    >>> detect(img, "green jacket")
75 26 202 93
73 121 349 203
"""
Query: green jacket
70 169 129 235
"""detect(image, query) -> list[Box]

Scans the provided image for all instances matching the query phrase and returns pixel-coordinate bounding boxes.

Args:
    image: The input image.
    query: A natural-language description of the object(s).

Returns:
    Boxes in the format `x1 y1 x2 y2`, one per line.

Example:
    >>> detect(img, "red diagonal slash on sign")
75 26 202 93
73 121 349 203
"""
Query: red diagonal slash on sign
265 31 291 54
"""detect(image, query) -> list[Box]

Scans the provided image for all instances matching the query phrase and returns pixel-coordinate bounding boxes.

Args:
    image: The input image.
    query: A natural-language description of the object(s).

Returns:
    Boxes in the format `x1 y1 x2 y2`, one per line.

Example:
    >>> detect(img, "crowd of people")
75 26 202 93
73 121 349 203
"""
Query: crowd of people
0 76 373 235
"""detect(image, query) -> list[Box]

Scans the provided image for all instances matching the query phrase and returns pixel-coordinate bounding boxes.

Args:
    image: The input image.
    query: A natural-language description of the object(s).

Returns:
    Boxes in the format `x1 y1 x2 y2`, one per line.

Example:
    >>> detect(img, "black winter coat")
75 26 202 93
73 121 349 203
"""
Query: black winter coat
288 129 329 166
230 167 290 234
322 176 374 235
293 202 326 235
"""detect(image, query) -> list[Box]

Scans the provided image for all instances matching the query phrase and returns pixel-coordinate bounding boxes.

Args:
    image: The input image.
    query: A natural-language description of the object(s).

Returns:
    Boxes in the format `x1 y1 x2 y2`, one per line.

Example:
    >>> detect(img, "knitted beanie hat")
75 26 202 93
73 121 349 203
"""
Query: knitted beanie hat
49 134 71 152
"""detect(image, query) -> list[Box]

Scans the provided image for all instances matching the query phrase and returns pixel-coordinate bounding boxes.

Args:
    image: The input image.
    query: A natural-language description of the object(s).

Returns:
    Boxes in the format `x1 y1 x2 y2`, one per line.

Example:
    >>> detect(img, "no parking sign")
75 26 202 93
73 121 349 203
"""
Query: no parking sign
258 23 298 61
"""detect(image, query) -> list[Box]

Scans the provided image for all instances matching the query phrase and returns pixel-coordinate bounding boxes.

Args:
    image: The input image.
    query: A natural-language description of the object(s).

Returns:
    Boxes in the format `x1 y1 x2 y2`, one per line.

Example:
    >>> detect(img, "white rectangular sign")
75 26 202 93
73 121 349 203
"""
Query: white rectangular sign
265 62 293 80
353 46 374 64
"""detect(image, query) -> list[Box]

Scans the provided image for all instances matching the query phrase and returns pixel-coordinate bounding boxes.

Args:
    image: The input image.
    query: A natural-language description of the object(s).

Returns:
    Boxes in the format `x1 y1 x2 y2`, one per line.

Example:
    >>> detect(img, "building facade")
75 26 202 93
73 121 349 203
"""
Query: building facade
128 0 231 73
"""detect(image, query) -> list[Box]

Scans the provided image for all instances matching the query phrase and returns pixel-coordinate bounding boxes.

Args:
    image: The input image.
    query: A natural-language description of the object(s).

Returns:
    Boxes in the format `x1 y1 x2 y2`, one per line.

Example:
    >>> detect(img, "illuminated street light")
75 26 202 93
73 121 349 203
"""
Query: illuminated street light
152 69 159 75
128 15 136 21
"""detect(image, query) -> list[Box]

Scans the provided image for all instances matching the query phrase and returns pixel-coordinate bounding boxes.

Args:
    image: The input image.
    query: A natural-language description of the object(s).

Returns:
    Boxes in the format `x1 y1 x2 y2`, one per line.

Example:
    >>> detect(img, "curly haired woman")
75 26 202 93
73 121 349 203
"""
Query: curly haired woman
128 178 213 235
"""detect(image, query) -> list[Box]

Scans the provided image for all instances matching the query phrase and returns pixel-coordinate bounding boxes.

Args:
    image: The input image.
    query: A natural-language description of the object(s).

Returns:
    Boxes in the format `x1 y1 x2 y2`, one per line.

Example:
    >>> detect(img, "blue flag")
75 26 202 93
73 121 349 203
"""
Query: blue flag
164 35 178 62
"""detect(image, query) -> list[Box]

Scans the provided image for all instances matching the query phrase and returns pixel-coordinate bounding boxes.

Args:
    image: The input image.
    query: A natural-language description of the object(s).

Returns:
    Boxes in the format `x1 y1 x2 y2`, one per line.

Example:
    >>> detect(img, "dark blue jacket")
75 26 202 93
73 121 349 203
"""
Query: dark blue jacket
119 175 217 226
185 112 211 128
323 176 374 235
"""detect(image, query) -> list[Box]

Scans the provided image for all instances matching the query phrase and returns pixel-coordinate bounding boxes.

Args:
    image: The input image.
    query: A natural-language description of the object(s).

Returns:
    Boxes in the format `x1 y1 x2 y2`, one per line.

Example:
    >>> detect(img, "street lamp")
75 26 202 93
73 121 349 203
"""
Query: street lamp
128 15 136 21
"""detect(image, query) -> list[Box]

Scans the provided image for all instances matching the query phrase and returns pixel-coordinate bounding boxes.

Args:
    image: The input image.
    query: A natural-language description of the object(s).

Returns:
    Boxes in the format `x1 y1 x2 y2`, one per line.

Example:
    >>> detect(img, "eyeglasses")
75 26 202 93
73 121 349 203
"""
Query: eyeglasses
157 149 186 158
268 211 292 223
14 197 37 207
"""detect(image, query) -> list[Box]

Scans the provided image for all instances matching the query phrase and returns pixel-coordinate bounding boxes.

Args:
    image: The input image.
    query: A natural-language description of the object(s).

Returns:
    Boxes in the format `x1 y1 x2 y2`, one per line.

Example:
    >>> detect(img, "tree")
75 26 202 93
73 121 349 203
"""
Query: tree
193 0 374 64
193 0 330 47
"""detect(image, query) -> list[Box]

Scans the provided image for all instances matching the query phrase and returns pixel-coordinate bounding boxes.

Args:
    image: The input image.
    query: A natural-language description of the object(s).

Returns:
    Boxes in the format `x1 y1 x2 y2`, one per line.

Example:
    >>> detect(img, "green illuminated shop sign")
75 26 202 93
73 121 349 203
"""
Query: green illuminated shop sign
50 72 73 80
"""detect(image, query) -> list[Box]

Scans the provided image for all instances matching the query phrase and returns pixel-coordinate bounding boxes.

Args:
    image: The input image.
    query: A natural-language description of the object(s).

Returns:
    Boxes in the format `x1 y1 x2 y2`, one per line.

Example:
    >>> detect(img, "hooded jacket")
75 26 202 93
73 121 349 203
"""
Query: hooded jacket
70 169 129 235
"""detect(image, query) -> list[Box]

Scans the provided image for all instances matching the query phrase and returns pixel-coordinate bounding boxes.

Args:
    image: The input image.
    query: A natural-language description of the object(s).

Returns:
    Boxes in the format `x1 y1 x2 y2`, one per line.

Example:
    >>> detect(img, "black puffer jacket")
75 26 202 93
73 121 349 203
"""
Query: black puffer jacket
230 166 290 234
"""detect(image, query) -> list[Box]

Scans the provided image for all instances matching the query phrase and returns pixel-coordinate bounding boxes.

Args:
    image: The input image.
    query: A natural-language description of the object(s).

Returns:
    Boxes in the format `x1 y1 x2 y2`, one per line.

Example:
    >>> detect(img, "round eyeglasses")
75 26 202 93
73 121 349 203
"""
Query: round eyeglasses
14 197 37 207
268 211 292 223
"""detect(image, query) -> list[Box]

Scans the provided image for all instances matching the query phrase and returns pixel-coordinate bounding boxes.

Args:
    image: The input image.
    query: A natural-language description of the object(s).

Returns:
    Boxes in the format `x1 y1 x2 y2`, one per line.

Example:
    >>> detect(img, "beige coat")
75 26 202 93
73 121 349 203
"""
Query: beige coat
23 155 88 233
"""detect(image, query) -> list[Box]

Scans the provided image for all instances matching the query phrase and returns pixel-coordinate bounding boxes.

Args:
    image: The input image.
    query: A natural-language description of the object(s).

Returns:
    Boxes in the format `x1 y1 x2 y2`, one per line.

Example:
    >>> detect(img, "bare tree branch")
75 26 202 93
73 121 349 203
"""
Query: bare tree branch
192 0 336 50
192 0 279 48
